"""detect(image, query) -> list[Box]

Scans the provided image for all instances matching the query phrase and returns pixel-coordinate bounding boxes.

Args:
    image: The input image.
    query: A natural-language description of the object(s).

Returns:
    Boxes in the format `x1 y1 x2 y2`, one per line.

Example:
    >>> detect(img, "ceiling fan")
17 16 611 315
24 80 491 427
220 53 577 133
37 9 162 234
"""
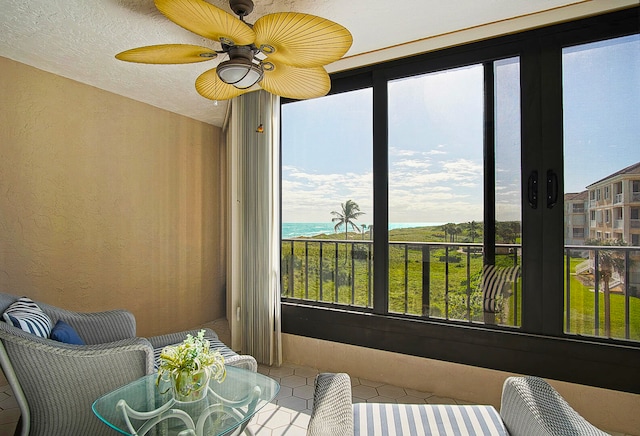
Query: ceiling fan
116 0 353 102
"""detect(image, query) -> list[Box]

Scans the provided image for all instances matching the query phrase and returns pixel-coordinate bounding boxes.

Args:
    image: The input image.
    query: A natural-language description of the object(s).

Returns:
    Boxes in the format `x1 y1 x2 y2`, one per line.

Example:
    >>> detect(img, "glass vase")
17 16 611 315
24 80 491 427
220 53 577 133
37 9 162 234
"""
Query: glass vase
171 368 210 402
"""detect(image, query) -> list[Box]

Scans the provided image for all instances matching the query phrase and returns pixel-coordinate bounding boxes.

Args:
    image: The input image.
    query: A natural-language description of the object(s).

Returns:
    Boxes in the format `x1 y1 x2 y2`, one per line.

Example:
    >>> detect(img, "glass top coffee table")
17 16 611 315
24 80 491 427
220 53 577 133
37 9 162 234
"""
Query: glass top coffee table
92 366 279 436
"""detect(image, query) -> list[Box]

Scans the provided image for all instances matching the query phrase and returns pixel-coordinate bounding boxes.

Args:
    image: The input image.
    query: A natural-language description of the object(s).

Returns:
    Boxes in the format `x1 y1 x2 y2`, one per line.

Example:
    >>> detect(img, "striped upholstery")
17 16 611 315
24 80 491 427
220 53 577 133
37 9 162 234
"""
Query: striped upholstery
308 374 607 436
353 403 508 435
2 297 53 338
481 264 521 313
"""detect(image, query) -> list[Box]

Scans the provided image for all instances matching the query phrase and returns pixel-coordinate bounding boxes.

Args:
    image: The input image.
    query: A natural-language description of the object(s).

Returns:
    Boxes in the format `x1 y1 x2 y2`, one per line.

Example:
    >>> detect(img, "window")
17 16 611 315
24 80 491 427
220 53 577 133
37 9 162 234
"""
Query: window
281 8 639 393
604 186 610 199
387 65 489 321
605 209 611 223
572 204 584 213
281 88 373 306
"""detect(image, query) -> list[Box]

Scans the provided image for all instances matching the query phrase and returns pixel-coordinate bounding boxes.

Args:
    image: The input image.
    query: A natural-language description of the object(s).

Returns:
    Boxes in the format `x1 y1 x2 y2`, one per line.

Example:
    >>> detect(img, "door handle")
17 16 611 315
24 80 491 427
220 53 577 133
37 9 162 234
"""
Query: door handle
527 170 538 209
547 170 558 209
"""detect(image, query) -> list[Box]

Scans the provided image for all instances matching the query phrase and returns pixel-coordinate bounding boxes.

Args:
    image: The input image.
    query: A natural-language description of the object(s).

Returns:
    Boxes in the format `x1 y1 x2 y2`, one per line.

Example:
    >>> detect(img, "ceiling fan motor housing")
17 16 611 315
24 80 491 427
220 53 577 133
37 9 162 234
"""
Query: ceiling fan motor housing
229 0 254 18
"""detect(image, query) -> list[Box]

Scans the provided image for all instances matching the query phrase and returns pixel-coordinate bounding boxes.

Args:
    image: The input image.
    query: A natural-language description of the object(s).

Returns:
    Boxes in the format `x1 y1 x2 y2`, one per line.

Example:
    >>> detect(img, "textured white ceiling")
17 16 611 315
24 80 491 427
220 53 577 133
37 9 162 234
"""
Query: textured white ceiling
0 0 633 126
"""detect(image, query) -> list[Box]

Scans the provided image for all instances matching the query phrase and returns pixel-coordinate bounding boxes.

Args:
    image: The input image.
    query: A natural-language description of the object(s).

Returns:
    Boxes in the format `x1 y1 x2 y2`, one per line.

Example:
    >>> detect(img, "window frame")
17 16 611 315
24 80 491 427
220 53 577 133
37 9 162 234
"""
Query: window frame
280 7 640 394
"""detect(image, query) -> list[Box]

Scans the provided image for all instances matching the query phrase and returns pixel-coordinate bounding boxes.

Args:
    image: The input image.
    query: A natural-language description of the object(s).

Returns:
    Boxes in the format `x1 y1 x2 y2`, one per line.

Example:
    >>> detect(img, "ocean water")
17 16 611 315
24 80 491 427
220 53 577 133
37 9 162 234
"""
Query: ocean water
282 222 444 238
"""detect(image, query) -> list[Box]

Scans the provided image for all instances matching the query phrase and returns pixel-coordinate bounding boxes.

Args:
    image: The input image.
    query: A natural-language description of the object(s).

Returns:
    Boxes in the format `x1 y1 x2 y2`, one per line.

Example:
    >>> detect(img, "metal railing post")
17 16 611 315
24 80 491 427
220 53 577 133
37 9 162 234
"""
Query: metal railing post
565 248 571 333
422 245 430 317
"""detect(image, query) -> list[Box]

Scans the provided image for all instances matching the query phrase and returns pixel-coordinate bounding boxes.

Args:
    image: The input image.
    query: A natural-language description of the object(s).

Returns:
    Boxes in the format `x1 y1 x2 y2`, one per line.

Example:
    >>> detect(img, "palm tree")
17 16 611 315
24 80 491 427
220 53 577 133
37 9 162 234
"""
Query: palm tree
441 223 456 242
467 221 479 243
586 238 626 337
331 200 364 241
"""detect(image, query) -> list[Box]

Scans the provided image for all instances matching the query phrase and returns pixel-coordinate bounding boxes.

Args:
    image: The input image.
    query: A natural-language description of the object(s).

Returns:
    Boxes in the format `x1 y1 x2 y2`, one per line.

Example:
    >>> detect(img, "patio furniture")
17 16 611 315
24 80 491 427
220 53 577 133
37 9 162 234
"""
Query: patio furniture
481 264 521 324
0 292 256 436
307 373 608 435
93 365 279 436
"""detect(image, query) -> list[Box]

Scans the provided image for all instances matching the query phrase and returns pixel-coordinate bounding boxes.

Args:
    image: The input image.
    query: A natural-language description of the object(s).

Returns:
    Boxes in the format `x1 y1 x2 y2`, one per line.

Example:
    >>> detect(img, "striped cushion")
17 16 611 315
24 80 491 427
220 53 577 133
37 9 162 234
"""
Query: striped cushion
353 403 508 435
153 332 238 370
2 297 53 338
482 265 521 313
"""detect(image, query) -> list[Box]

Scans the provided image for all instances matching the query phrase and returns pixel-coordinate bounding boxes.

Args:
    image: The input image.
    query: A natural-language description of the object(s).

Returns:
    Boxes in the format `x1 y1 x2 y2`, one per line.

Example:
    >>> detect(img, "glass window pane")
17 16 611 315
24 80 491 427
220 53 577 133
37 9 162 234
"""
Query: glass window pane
281 89 374 307
387 65 484 320
562 34 640 341
494 57 522 328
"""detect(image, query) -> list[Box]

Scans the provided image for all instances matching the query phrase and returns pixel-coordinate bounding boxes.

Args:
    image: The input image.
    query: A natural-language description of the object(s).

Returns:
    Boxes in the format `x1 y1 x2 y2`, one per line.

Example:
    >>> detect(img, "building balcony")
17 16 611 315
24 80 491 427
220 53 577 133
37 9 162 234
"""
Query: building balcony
615 193 624 204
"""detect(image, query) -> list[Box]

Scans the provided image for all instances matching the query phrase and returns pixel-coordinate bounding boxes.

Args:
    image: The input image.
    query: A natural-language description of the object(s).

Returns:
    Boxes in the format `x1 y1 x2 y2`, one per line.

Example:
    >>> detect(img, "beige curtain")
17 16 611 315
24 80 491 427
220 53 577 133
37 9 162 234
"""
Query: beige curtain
226 91 282 366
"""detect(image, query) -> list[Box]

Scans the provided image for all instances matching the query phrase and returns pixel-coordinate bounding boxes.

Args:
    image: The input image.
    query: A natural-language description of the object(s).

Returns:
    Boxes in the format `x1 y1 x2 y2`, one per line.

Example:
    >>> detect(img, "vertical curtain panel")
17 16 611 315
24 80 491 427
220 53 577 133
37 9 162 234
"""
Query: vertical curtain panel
227 91 282 366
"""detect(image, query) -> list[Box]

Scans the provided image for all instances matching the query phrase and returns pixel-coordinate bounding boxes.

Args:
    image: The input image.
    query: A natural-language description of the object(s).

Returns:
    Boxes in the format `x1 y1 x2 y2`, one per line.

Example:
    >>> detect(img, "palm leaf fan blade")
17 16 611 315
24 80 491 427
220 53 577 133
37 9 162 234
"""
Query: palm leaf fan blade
115 44 217 64
254 12 352 67
154 0 255 46
195 68 250 101
260 63 330 100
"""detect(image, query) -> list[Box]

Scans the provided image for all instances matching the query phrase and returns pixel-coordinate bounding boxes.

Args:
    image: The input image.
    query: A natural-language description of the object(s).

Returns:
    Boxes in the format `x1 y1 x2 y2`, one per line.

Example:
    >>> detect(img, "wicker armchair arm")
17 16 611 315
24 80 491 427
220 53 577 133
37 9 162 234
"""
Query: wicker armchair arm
500 376 609 436
307 373 354 436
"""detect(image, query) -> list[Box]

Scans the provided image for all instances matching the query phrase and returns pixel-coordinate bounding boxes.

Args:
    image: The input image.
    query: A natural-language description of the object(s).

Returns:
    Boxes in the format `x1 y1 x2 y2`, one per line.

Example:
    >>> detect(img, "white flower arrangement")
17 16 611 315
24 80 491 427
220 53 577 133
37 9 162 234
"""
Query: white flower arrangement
157 330 226 400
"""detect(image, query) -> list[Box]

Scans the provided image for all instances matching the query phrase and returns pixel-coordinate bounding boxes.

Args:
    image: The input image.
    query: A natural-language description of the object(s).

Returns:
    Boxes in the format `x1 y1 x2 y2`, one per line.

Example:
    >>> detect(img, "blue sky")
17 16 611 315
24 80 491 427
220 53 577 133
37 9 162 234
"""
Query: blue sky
282 34 639 224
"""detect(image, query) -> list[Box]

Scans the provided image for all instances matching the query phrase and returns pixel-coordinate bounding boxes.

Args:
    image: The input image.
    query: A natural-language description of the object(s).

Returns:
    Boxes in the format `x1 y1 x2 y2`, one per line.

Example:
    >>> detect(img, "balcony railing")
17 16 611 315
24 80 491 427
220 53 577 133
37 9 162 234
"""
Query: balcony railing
281 239 521 326
281 239 640 341
565 244 640 341
615 193 623 204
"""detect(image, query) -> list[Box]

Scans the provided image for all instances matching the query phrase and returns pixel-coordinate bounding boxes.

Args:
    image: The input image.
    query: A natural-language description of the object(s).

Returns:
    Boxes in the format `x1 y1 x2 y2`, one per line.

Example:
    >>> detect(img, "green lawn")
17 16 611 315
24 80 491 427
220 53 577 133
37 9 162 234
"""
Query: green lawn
565 256 640 339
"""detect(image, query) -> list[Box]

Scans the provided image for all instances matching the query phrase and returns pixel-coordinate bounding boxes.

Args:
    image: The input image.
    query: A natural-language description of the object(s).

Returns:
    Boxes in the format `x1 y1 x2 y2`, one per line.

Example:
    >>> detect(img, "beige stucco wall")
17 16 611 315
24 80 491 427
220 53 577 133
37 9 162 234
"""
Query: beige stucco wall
0 56 225 337
283 333 640 435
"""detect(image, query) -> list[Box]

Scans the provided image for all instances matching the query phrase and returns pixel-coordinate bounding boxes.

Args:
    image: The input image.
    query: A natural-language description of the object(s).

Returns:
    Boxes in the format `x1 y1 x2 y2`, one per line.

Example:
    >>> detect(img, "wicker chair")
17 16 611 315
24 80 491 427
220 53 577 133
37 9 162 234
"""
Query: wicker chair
308 373 608 435
0 292 256 436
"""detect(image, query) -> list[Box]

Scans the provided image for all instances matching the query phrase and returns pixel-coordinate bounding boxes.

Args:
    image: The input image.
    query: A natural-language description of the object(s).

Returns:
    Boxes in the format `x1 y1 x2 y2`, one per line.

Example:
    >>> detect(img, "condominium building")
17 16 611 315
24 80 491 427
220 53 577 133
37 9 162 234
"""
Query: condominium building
564 162 640 246
564 191 588 245
586 162 640 246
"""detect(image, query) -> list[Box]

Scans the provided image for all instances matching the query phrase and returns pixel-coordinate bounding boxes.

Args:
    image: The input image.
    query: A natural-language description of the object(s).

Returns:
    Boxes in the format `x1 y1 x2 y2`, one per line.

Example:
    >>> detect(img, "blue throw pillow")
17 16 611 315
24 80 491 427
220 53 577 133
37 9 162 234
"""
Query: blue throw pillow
50 320 85 345
2 297 52 338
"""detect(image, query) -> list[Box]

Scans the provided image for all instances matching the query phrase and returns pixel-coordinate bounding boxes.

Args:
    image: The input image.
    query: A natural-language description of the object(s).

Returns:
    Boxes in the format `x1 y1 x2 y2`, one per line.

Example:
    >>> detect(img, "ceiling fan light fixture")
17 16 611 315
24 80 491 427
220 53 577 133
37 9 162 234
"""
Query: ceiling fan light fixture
217 46 264 89
217 58 263 88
